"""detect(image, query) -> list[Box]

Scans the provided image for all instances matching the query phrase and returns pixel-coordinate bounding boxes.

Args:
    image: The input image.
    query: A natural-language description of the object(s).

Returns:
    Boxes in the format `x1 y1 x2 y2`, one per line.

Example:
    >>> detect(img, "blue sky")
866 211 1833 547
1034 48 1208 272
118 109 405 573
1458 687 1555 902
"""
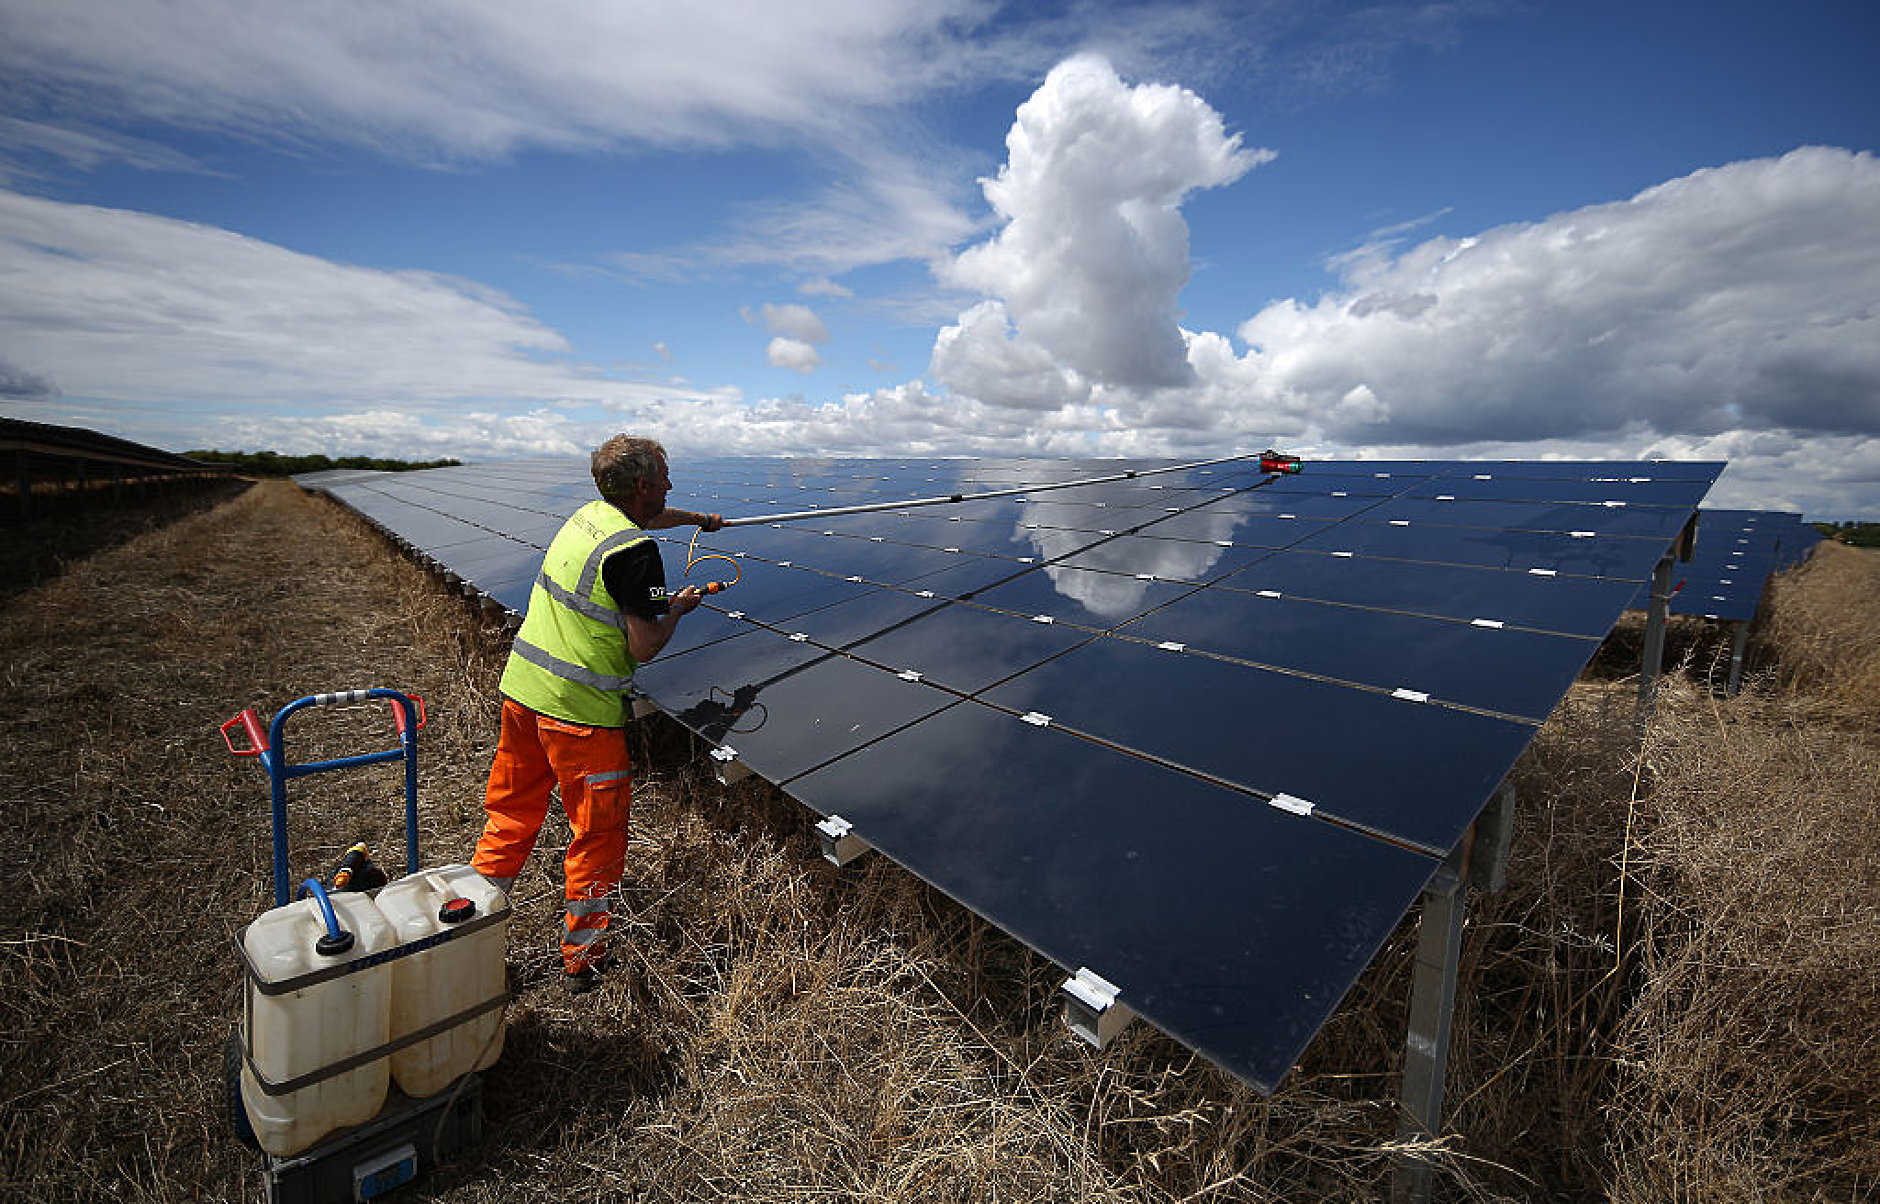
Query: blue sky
1 1 1877 517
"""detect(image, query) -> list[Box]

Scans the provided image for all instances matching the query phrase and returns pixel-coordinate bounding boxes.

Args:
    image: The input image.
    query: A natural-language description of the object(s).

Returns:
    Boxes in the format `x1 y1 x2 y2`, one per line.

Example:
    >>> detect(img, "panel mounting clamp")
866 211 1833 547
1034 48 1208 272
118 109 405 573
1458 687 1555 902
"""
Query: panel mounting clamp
896 669 923 682
1268 792 1315 817
708 745 751 785
1157 641 1186 652
1031 614 1055 624
1020 711 1053 727
1062 967 1137 1049
1471 618 1504 629
1392 688 1431 703
815 815 871 867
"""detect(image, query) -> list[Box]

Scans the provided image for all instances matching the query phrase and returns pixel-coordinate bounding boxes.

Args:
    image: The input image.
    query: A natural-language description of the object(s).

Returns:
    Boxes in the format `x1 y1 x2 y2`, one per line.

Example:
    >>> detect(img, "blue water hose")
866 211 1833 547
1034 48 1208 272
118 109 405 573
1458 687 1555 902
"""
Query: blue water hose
293 878 355 956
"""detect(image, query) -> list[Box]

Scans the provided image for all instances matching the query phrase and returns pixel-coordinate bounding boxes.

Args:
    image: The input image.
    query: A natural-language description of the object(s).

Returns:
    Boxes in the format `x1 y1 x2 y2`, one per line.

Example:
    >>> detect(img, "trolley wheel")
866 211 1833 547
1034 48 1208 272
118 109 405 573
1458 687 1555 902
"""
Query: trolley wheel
223 1024 260 1152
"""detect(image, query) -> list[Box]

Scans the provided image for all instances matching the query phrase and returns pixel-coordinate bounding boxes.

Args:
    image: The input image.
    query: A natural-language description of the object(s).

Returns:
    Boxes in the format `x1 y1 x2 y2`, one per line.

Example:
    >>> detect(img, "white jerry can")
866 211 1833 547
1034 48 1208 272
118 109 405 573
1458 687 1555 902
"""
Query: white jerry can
238 890 396 1156
374 864 510 1098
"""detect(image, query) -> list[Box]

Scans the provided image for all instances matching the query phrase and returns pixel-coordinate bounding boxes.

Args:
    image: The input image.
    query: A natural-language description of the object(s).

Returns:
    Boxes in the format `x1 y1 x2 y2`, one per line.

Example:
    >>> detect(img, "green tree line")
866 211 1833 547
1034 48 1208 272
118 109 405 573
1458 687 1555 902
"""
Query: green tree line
1812 521 1880 548
183 449 462 477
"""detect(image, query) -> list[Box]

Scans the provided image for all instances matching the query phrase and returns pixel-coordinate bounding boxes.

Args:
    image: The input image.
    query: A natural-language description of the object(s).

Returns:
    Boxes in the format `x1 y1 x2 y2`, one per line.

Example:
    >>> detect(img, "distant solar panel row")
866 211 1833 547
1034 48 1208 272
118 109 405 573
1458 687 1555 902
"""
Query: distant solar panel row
1628 508 1823 622
305 453 1721 1092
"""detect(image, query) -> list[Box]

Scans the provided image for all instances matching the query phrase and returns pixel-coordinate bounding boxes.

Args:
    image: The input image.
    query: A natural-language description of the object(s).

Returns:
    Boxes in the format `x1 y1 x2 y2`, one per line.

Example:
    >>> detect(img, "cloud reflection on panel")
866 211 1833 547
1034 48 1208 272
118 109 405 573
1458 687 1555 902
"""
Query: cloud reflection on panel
1014 499 1239 621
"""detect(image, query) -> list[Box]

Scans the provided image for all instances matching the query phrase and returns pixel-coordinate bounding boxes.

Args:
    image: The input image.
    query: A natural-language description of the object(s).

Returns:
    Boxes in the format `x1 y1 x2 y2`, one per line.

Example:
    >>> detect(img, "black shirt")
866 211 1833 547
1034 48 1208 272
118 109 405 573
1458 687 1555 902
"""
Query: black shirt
601 540 668 621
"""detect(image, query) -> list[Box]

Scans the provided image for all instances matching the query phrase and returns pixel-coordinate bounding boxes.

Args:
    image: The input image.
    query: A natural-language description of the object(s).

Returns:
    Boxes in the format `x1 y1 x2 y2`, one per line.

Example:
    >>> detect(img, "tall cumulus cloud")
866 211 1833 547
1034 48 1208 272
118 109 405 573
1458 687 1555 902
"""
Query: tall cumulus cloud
935 55 1270 401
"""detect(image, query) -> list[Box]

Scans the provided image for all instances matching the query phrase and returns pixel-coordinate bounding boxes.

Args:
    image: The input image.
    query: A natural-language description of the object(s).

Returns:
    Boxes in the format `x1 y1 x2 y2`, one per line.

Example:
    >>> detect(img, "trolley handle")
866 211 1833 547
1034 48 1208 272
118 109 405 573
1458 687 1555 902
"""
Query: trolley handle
300 688 426 733
219 691 424 756
220 709 270 757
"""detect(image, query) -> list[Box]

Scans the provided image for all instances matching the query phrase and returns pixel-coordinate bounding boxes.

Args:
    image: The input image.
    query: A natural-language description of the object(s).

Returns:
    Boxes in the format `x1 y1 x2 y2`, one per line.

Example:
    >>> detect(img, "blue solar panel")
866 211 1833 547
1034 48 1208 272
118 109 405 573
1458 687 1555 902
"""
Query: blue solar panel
306 452 1721 1092
1627 508 1820 622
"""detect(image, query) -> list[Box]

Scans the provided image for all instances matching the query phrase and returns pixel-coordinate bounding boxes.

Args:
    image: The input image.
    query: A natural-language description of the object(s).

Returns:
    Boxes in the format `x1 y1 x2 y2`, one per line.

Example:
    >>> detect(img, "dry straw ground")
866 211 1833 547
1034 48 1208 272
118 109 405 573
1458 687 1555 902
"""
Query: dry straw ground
2 480 1874 1203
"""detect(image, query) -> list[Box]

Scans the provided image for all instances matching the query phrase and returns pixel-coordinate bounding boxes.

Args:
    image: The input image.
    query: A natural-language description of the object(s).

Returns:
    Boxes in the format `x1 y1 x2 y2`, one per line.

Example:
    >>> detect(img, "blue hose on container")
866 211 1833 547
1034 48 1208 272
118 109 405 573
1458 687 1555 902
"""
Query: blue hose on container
294 878 355 956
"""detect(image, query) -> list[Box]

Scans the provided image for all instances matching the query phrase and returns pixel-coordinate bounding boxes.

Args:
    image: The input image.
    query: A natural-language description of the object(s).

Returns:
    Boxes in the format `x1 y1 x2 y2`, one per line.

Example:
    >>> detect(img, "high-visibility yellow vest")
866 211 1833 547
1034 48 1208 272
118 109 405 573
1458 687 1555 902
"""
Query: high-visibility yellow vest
500 500 652 726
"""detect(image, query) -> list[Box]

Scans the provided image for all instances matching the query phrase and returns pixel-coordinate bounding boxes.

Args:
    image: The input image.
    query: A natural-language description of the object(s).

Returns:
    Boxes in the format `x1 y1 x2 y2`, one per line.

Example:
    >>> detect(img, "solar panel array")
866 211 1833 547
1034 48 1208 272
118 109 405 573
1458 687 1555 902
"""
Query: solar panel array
1632 508 1823 622
306 453 1721 1092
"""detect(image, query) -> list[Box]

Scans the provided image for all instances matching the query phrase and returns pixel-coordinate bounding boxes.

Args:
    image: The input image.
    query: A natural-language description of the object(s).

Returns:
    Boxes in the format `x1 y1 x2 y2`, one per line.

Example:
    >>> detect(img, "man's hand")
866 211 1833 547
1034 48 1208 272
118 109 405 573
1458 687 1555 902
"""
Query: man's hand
702 513 724 533
669 585 705 616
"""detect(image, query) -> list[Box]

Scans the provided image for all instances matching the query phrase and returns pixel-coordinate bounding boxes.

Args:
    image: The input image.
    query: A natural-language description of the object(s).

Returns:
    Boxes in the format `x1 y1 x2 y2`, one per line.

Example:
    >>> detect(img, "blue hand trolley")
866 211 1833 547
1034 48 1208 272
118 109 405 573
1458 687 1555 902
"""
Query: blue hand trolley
220 688 496 1204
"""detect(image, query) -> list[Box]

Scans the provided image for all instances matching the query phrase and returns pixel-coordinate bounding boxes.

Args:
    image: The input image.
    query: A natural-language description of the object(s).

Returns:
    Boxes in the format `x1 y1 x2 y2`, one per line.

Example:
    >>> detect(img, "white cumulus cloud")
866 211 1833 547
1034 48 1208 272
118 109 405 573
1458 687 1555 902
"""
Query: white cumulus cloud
1225 146 1880 448
767 337 822 373
747 302 830 345
939 54 1271 399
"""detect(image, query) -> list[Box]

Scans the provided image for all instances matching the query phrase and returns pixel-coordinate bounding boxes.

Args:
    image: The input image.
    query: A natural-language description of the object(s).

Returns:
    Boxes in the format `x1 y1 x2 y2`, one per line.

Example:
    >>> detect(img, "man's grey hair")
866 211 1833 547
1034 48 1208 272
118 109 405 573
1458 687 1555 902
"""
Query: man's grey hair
591 435 666 501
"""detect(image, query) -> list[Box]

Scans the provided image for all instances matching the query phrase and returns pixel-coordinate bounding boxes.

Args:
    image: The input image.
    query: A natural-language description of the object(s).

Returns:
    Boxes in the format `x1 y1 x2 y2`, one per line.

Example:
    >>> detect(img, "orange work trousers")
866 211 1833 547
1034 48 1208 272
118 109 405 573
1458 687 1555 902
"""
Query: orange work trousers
472 699 632 974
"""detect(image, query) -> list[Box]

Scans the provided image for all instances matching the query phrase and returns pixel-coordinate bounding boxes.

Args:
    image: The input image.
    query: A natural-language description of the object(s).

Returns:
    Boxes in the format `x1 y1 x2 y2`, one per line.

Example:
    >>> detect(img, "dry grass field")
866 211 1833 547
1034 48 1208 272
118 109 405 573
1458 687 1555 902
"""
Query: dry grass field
2 479 1874 1202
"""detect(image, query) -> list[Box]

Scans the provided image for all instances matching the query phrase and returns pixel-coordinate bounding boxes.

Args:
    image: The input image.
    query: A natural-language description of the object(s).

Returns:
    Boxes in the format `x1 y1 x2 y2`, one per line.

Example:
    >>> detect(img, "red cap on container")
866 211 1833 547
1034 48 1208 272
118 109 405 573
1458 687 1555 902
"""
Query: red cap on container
439 897 477 924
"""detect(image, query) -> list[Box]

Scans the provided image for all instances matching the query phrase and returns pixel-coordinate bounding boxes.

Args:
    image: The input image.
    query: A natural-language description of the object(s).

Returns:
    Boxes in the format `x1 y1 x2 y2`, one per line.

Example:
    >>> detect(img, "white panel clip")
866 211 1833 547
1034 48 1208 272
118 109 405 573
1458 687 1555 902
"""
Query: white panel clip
1269 793 1315 817
1062 967 1136 1048
708 745 749 785
846 575 864 583
897 669 923 683
1601 500 1626 508
1528 567 1558 576
1256 589 1282 599
727 610 746 620
1157 641 1186 652
1471 618 1505 629
1569 530 1596 538
916 590 936 598
815 815 870 867
1392 688 1431 703
788 632 810 642
1031 614 1055 624
1390 520 1411 527
1135 573 1156 581
945 547 962 553
1020 711 1052 727
1215 540 1234 547
1332 551 1355 558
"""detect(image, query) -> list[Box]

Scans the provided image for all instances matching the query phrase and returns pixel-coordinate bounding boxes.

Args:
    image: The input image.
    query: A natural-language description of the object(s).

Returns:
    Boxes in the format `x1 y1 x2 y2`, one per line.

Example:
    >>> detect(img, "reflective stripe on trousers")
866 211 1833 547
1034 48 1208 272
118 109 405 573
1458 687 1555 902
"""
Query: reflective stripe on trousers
471 699 633 974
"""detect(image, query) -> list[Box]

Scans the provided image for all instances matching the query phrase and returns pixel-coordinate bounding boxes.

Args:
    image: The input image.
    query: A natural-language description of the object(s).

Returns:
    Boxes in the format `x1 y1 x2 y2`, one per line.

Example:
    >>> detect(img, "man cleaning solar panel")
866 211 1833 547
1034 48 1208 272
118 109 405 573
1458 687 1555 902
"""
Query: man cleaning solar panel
470 435 723 992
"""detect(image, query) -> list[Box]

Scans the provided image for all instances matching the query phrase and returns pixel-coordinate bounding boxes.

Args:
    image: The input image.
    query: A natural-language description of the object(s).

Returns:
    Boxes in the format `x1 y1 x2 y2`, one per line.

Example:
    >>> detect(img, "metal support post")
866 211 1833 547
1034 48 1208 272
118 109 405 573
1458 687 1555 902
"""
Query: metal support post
1726 620 1750 697
1392 779 1514 1204
1392 853 1466 1204
1635 553 1675 735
